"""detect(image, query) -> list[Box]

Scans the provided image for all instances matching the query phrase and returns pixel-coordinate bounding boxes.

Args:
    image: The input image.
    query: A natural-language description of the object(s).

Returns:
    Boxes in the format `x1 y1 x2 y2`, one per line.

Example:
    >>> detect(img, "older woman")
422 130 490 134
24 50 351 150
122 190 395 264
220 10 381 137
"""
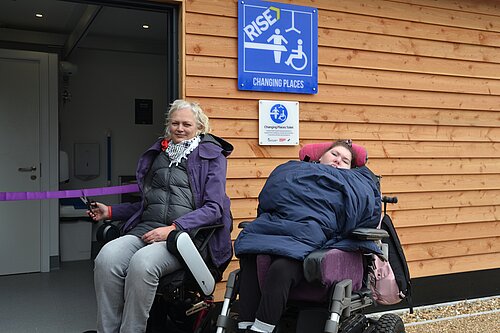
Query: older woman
234 140 381 333
88 99 233 333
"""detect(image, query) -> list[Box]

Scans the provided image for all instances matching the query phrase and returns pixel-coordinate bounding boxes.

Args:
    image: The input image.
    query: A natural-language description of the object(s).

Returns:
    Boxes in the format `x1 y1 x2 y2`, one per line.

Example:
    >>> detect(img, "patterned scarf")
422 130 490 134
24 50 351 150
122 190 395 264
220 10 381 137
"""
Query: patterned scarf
165 136 201 167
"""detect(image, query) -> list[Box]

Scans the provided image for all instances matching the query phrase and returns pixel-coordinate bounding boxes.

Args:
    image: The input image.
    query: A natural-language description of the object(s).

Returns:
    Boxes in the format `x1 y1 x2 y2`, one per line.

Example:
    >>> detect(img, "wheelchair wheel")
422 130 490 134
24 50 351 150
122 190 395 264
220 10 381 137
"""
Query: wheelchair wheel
374 314 405 333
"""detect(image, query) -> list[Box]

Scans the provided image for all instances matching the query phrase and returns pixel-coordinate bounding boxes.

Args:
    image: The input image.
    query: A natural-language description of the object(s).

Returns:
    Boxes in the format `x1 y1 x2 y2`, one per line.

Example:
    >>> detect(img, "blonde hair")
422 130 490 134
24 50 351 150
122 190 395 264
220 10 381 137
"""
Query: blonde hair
164 99 211 139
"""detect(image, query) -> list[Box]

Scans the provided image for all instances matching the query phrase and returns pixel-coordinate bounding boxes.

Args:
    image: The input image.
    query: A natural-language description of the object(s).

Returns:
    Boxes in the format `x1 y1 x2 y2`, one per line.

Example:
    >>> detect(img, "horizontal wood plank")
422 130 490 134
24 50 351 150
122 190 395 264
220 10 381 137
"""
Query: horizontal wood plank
227 179 265 199
408 252 500 277
227 158 288 178
185 0 238 17
230 198 258 220
380 190 500 211
381 174 500 193
186 12 236 38
403 236 500 261
391 206 500 228
396 220 500 244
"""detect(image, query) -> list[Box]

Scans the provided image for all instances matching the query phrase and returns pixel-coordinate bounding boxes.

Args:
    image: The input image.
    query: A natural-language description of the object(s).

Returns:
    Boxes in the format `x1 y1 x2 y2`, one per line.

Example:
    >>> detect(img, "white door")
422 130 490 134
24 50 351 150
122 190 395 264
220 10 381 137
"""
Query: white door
0 55 42 275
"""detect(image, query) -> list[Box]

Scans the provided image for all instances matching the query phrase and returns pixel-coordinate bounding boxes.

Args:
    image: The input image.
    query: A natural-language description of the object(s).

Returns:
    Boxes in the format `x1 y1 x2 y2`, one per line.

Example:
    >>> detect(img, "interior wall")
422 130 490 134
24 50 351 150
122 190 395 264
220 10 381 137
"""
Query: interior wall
59 47 167 244
181 0 500 300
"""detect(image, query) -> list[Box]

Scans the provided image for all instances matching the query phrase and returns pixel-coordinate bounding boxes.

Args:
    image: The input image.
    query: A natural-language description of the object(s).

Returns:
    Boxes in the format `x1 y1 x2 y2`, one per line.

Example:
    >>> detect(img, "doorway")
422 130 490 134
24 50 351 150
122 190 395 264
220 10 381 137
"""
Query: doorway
0 0 179 273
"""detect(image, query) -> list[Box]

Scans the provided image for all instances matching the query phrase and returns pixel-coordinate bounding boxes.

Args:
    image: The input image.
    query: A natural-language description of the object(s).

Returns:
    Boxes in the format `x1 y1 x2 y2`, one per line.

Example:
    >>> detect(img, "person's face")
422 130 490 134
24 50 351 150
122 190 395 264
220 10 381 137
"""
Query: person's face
169 107 199 143
319 146 352 169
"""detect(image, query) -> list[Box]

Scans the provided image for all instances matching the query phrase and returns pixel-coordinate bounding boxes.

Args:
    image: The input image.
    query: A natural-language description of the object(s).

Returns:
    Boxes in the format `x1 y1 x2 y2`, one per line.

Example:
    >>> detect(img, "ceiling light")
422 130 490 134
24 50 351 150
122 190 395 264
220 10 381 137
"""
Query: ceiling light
35 13 43 18
142 24 149 29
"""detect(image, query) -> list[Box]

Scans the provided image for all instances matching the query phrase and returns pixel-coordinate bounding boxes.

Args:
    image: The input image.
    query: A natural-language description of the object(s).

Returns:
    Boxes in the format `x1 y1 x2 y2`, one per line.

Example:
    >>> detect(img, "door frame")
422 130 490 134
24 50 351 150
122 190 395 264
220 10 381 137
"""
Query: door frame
0 48 59 272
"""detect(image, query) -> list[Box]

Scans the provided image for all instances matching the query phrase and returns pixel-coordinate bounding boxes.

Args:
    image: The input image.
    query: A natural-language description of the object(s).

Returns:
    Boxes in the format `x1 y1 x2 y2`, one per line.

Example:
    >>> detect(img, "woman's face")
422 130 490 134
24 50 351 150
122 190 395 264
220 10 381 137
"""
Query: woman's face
319 146 352 169
169 107 199 143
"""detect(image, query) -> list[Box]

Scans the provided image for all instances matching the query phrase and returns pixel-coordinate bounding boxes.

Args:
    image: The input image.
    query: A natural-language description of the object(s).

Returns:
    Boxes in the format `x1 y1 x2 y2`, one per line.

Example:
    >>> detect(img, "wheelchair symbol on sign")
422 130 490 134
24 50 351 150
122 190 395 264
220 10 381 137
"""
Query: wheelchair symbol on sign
285 39 307 71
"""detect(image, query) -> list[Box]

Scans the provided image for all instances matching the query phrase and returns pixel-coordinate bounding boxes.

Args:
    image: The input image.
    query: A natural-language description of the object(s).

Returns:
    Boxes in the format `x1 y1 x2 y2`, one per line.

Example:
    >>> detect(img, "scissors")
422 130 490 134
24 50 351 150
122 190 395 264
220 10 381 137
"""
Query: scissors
80 196 96 211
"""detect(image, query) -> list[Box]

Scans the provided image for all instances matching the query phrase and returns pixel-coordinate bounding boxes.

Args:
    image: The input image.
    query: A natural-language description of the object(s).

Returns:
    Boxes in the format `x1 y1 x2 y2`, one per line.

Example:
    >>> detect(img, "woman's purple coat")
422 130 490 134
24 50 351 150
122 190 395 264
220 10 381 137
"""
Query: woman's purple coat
110 134 233 268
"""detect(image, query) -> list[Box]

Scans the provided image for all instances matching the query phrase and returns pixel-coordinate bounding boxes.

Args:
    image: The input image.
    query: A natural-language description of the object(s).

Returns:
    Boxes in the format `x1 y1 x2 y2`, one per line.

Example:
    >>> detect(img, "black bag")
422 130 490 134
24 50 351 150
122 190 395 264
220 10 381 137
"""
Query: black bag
379 213 413 312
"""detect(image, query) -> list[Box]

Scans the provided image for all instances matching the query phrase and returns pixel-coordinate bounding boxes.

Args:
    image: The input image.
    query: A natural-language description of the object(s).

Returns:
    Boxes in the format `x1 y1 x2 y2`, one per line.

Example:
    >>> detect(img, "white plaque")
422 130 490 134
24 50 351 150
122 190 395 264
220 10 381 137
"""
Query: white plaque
259 100 299 145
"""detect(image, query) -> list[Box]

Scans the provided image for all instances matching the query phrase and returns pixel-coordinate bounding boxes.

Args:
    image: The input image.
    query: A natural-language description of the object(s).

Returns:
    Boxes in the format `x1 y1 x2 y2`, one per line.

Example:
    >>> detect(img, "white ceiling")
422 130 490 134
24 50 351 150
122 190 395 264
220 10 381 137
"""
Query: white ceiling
0 0 169 52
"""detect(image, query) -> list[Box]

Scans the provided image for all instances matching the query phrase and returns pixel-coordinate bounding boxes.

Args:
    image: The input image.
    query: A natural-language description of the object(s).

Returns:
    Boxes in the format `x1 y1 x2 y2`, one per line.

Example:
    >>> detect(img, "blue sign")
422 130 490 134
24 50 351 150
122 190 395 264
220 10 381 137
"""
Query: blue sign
238 0 318 94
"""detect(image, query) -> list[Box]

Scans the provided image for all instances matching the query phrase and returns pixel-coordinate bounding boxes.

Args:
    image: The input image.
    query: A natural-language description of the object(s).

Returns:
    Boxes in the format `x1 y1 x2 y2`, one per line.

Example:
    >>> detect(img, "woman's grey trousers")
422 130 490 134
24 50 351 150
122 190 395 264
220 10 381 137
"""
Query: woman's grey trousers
94 235 182 333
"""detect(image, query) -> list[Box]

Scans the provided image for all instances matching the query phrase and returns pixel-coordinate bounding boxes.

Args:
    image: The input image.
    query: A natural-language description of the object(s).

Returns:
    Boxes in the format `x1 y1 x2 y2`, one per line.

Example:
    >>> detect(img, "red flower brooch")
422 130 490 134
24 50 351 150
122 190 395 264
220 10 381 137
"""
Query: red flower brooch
160 139 169 152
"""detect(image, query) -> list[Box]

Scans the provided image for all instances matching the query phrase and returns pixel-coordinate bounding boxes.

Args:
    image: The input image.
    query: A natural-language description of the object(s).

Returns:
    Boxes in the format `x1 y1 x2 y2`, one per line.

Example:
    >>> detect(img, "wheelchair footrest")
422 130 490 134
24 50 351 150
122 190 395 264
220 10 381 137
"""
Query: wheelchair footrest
186 299 212 316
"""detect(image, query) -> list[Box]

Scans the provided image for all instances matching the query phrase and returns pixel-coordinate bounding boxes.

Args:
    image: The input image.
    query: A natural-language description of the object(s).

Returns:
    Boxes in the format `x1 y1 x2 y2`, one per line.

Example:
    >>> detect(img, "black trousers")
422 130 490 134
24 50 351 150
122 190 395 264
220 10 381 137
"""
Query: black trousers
238 254 304 325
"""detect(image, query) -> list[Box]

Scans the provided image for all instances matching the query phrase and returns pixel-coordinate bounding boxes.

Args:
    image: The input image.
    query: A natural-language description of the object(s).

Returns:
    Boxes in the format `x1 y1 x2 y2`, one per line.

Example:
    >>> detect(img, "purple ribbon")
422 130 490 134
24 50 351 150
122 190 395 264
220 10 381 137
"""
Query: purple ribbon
0 184 140 201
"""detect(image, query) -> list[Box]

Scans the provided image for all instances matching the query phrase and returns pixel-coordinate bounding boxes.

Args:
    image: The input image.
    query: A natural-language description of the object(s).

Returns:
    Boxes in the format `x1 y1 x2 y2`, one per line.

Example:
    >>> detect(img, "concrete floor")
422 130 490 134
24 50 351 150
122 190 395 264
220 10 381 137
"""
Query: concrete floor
0 260 96 333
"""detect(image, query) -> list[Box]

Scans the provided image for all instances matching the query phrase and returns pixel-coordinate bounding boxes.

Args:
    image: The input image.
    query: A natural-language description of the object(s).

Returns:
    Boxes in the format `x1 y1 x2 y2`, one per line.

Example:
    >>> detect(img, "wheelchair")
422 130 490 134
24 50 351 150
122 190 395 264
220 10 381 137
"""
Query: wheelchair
214 142 406 333
96 222 227 333
146 224 228 333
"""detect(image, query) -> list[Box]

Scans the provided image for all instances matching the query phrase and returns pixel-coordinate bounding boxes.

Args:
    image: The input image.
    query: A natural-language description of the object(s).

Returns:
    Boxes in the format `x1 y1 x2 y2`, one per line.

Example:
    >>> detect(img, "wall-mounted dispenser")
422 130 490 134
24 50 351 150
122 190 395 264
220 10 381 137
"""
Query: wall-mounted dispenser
74 143 100 180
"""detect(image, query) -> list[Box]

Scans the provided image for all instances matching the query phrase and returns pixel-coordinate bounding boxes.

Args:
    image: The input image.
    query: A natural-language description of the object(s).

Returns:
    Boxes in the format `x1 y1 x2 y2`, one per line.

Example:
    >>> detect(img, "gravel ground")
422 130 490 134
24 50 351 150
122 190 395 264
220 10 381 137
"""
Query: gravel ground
400 296 500 333
404 313 500 333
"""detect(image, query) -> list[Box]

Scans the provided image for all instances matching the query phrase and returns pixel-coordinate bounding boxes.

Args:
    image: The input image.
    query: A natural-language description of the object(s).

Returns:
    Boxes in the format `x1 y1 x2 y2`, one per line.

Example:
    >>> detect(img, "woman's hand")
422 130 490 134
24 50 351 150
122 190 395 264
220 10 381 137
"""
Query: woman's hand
142 225 177 243
87 202 109 221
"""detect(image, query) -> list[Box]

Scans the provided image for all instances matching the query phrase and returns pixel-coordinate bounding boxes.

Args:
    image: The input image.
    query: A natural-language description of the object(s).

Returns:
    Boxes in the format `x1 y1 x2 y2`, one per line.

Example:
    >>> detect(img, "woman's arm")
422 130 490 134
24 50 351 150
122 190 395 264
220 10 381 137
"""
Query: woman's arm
109 201 142 221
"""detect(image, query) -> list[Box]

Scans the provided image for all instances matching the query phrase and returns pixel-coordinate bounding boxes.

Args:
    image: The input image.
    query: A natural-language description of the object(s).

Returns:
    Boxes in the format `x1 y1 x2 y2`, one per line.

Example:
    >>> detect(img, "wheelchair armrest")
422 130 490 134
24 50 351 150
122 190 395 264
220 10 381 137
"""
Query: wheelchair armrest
189 223 223 238
188 224 224 252
303 249 364 289
166 230 216 296
350 228 388 241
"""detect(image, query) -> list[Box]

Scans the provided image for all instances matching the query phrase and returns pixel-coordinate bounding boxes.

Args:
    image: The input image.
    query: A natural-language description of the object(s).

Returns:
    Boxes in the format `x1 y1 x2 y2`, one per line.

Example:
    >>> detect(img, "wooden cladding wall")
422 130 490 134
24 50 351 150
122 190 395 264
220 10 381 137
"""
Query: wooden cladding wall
182 0 500 298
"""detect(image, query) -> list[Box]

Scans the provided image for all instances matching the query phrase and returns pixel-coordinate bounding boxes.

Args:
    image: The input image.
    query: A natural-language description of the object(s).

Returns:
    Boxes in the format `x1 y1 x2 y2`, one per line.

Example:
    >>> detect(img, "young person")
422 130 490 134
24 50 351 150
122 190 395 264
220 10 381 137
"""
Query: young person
234 140 380 333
